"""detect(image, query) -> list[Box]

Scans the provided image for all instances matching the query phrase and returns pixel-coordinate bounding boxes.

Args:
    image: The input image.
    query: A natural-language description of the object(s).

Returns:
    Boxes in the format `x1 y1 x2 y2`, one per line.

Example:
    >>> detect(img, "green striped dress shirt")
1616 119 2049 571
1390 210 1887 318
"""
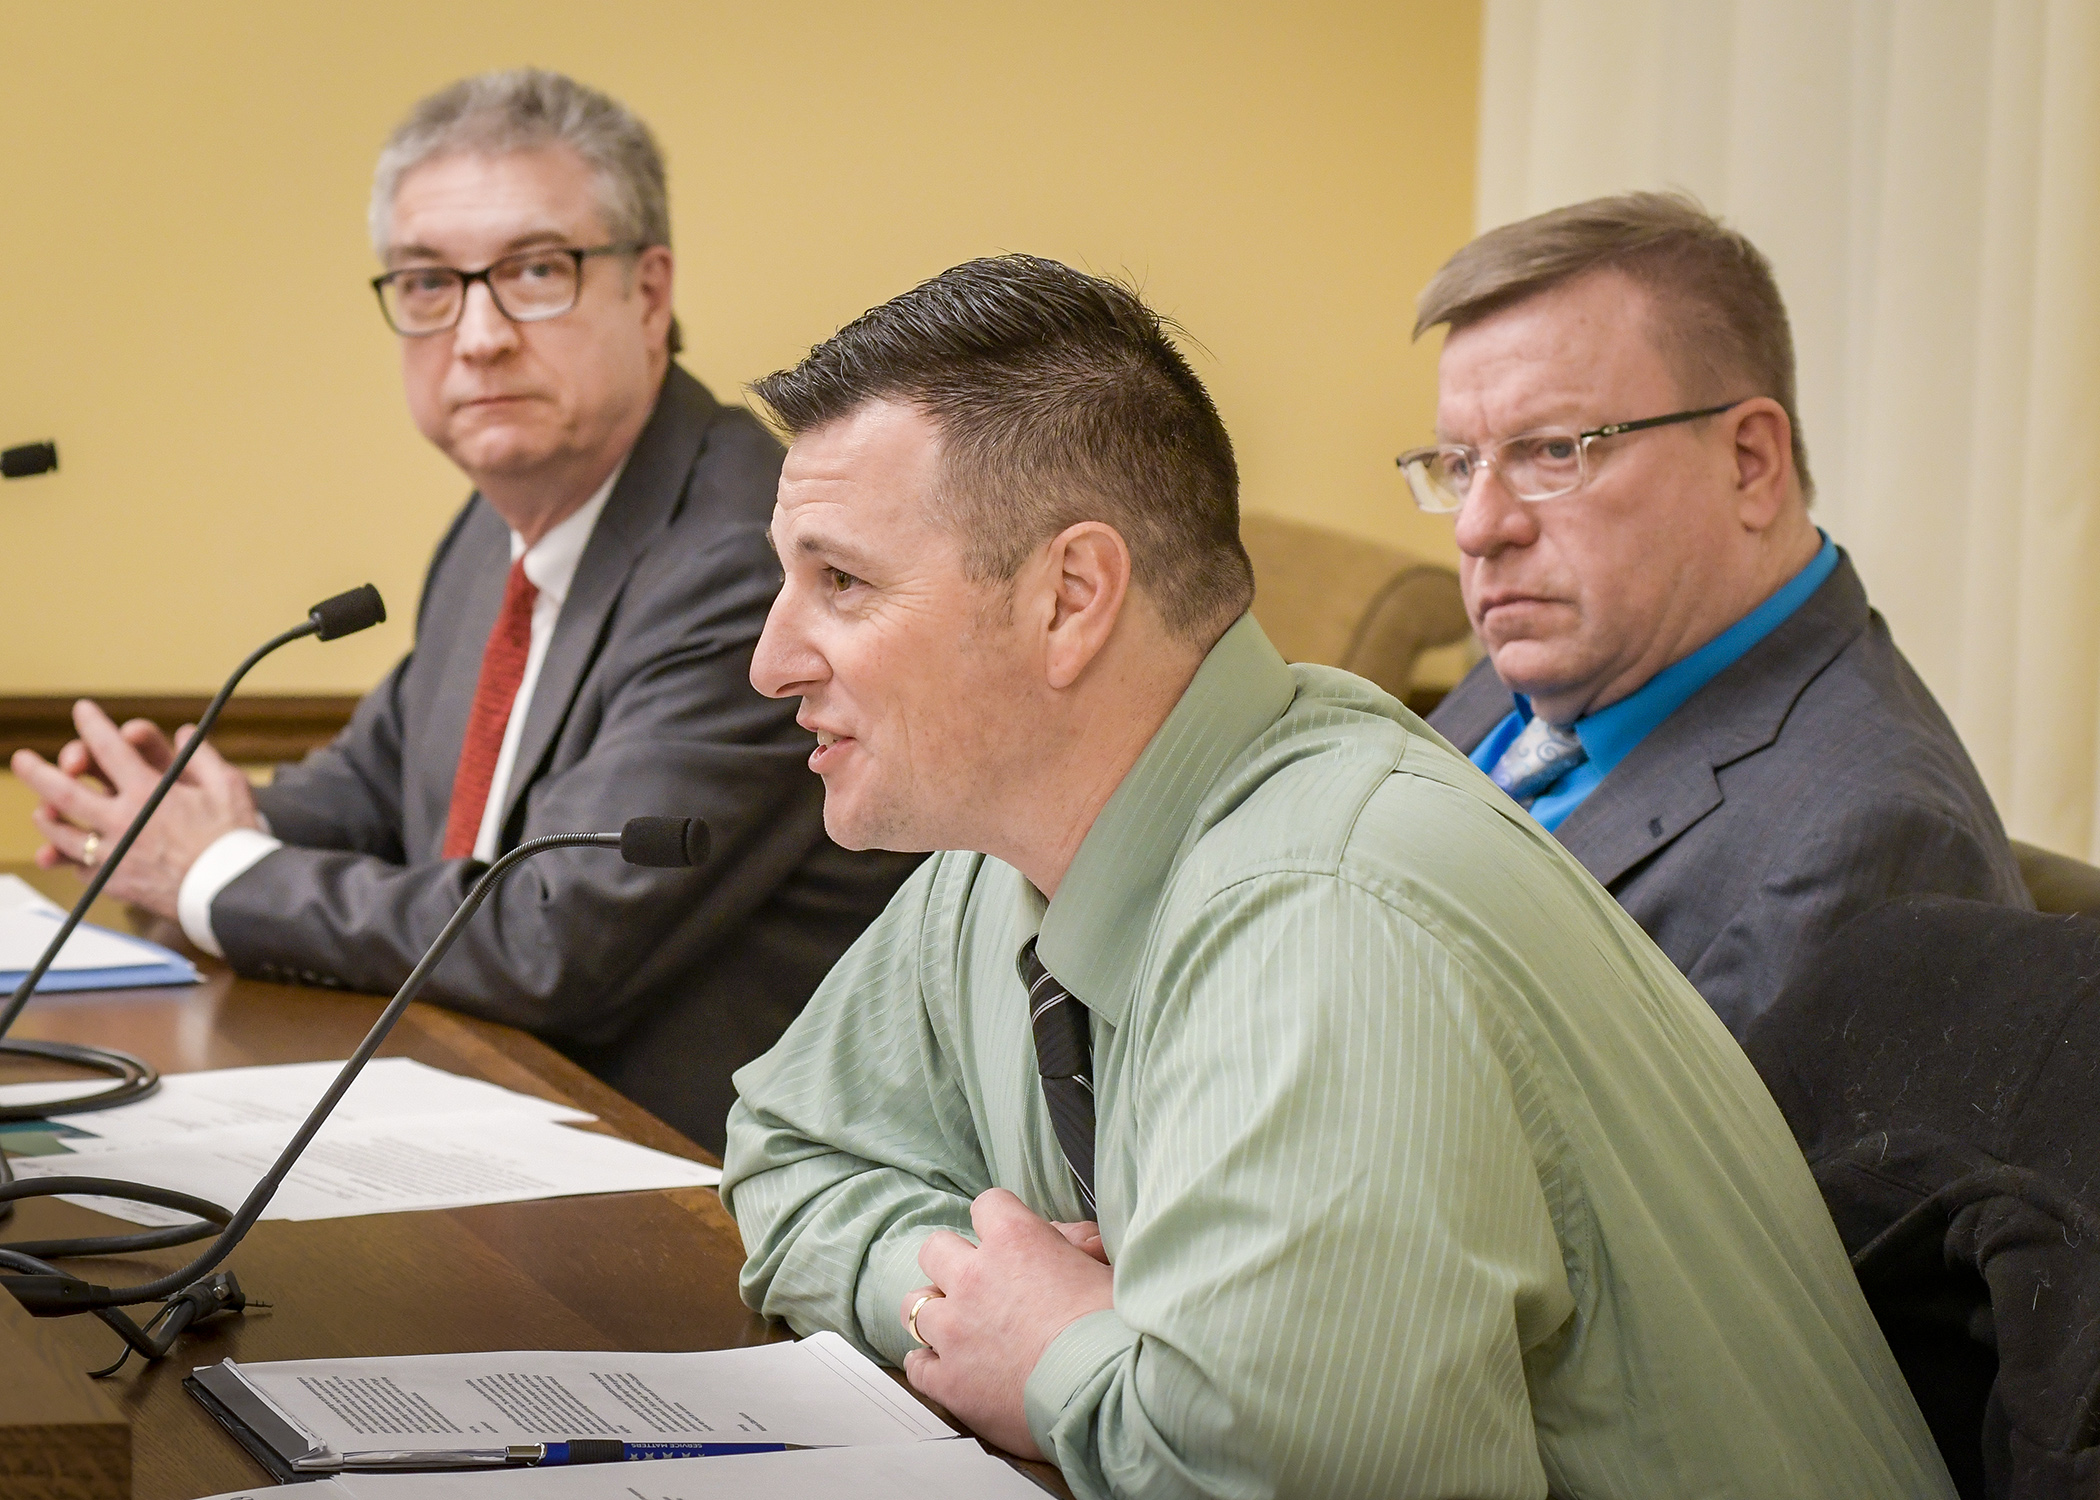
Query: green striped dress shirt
721 614 1953 1499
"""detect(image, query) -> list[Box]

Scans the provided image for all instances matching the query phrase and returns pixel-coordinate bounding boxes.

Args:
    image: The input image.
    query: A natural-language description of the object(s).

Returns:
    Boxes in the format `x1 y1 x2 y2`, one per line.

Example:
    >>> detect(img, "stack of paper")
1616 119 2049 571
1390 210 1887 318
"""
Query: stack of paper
190 1440 1049 1500
190 1333 955 1474
0 1058 720 1225
0 872 199 993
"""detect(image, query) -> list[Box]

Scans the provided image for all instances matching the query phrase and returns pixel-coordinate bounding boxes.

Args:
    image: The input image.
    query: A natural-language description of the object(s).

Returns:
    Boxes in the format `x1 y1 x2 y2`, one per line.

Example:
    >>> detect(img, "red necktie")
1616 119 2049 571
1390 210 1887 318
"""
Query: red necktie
443 558 539 859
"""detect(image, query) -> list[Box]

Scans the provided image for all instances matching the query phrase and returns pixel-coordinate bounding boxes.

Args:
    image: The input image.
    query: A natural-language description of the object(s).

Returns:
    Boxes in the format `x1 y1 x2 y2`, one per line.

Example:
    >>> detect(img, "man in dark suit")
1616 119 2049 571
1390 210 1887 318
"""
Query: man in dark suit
1405 191 2028 1035
11 70 917 1149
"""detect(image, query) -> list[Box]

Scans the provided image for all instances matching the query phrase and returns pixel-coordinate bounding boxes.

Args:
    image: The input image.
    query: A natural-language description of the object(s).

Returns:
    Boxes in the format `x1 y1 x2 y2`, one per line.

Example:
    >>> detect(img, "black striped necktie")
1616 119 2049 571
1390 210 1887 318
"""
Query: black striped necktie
1019 938 1096 1213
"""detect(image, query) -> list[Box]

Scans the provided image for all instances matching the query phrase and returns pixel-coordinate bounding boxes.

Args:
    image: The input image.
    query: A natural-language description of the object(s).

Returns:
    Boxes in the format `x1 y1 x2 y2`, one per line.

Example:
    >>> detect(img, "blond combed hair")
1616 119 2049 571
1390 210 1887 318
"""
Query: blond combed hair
1416 191 1812 499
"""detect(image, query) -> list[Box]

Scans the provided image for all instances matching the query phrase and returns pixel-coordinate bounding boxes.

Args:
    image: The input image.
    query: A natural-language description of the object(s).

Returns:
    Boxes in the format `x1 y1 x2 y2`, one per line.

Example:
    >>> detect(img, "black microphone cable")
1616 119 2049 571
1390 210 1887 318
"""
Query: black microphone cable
0 816 708 1375
0 587 386 1254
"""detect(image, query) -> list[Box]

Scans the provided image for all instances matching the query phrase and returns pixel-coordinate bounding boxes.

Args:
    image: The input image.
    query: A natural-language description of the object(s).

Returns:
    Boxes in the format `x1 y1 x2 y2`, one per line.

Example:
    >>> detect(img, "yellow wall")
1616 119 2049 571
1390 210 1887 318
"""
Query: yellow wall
0 1 1478 854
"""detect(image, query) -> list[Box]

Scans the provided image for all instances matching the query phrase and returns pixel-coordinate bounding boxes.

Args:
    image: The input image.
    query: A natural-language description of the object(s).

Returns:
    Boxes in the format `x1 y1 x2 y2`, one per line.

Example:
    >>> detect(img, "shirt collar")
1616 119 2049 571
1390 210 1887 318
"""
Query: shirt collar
1516 531 1839 776
506 457 627 607
1031 612 1297 1026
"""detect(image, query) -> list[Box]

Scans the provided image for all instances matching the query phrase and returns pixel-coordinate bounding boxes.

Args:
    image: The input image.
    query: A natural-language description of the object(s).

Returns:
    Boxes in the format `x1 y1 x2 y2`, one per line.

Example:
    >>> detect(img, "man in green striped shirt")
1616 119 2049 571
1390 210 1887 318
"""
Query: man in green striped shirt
720 256 1953 1498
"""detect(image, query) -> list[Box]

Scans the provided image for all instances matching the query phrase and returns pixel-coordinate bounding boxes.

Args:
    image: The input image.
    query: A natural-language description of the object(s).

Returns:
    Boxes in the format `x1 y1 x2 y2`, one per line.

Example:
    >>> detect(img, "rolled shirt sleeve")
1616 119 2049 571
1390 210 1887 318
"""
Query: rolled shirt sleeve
722 856 990 1369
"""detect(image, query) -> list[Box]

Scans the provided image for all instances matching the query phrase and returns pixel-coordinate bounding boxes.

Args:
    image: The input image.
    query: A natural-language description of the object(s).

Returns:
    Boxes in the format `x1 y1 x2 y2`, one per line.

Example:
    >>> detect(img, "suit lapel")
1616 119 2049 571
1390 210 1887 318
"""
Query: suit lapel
495 366 721 840
1552 555 1872 889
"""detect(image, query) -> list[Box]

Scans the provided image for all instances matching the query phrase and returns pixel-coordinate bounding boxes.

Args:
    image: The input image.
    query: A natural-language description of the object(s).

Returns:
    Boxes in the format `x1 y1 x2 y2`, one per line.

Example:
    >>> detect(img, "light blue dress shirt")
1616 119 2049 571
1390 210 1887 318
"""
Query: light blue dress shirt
1471 533 1840 830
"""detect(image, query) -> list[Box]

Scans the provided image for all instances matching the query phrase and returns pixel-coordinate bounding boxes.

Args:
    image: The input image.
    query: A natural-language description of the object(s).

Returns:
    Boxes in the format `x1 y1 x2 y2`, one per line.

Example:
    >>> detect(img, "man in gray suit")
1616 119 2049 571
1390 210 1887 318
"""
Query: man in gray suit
1408 192 2028 1035
12 70 917 1149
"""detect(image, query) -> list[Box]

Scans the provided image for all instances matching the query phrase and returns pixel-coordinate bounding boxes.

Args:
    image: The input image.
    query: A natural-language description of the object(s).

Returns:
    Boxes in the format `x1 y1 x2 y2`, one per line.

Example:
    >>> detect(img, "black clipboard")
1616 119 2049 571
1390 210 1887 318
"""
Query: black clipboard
184 1360 332 1484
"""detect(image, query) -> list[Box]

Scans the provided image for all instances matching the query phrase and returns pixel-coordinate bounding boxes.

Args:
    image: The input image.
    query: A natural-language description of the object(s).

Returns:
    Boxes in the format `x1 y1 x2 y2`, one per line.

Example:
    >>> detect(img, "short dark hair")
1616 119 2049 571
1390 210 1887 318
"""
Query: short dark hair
751 254 1253 642
1416 191 1812 499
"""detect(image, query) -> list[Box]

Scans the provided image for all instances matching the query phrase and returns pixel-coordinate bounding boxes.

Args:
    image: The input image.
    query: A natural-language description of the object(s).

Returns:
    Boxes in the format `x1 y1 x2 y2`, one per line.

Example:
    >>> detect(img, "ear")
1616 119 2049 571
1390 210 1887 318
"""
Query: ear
634 243 676 346
1728 398 1795 532
1038 522 1132 690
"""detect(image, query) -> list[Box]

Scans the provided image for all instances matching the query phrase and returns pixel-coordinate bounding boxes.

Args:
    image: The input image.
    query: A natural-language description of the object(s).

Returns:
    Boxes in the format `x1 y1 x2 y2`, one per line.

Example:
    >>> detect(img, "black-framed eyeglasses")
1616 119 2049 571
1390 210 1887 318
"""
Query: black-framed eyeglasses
1395 400 1750 513
371 242 646 337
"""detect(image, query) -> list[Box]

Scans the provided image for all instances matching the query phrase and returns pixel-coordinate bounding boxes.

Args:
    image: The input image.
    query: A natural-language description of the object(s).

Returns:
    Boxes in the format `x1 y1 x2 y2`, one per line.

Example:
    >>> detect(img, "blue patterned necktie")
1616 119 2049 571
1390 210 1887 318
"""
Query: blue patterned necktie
1019 938 1096 1213
1489 714 1588 807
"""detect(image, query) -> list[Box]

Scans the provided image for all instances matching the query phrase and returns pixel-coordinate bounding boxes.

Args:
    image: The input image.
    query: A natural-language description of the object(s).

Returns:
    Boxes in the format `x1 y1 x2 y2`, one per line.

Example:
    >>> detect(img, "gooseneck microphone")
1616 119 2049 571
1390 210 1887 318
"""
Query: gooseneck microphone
0 816 708 1374
2 441 58 479
0 585 388 1117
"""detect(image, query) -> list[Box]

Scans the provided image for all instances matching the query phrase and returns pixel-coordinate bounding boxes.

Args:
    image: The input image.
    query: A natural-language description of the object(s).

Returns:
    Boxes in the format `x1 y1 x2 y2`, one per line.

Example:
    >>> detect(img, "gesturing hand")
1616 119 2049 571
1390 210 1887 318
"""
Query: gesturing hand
10 699 263 921
901 1188 1115 1459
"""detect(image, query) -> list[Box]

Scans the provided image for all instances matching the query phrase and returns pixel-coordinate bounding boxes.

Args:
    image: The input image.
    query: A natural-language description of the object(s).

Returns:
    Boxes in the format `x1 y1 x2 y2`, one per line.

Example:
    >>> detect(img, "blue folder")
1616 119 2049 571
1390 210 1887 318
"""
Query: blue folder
2 919 201 995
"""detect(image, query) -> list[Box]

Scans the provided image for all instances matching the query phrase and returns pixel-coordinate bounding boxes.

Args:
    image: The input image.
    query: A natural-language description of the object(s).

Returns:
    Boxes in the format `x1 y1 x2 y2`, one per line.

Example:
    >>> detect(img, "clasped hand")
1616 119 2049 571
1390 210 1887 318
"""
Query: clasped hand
900 1188 1114 1460
10 700 263 920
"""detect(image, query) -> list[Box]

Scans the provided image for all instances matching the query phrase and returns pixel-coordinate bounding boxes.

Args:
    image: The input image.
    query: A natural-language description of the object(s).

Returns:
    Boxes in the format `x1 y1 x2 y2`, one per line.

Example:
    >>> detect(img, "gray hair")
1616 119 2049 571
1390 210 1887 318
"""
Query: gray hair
370 68 680 353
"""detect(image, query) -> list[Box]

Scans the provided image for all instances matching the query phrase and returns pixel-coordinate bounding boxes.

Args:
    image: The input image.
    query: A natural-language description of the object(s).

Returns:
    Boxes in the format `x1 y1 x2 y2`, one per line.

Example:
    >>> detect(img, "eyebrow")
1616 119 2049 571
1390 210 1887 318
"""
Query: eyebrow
384 229 576 267
783 529 880 576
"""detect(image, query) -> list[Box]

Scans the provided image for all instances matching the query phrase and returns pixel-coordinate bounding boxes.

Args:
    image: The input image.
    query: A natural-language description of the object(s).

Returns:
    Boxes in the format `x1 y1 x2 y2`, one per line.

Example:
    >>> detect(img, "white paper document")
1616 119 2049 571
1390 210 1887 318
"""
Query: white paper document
210 1332 954 1468
0 1058 591 1151
190 1438 1045 1500
0 1058 719 1225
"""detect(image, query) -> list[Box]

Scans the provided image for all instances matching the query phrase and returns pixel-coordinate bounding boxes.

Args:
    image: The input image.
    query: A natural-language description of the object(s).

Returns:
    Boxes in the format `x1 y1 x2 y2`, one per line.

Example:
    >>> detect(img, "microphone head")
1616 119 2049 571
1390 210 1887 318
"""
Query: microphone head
620 817 710 868
310 584 387 641
2 440 57 479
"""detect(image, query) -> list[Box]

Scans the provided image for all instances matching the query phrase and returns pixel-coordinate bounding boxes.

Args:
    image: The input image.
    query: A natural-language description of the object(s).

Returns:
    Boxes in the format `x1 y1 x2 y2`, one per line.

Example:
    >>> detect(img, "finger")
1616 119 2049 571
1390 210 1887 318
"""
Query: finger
120 717 177 773
55 738 96 778
1052 1219 1102 1249
180 726 242 787
14 749 106 820
917 1227 976 1287
899 1283 940 1330
71 700 157 791
31 806 96 865
902 1346 940 1391
905 1289 953 1351
970 1185 1048 1243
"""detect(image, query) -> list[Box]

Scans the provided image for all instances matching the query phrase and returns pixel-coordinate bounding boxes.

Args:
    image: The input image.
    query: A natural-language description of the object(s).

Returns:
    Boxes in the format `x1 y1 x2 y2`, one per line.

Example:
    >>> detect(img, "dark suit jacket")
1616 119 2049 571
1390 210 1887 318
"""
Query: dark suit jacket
1745 896 2100 1500
1429 553 2029 1034
214 367 920 1150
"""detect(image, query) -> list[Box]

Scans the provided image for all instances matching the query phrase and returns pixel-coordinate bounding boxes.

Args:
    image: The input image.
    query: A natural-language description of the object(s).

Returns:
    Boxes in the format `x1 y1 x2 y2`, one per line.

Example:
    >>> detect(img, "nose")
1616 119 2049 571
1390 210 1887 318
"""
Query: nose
1451 463 1539 560
452 279 520 362
750 582 829 701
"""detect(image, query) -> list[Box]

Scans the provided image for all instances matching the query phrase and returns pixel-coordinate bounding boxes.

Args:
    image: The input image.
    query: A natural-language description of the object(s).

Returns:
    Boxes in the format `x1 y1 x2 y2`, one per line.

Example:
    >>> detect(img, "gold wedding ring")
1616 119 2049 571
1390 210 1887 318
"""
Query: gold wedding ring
906 1290 942 1349
81 832 101 867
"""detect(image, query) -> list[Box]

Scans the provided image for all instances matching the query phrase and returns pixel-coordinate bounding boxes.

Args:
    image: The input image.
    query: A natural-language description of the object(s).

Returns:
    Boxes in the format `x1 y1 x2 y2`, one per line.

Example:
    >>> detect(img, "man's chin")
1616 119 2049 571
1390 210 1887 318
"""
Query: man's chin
441 422 561 479
1485 640 1583 700
821 795 933 857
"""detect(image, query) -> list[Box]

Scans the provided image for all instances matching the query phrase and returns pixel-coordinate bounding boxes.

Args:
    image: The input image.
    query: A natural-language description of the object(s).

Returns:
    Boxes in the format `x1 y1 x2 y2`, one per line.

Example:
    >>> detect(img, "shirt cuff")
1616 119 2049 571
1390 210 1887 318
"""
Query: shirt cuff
1023 1307 1138 1457
177 828 283 958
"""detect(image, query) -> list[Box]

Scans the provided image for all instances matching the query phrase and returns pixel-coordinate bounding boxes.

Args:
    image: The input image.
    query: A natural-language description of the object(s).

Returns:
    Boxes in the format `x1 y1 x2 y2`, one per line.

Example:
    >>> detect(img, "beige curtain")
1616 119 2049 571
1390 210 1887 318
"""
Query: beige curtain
1478 0 2100 859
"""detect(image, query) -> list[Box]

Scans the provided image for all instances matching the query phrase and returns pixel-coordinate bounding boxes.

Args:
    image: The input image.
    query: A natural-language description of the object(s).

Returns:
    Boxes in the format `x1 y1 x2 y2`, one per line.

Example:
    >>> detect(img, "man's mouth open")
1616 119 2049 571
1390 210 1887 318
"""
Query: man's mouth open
810 730 854 773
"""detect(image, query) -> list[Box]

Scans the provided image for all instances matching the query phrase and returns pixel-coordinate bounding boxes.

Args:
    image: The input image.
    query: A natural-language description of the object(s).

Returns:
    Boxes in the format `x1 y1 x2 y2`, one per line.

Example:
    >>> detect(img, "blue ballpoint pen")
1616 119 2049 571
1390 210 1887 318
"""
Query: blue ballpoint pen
331 1440 798 1470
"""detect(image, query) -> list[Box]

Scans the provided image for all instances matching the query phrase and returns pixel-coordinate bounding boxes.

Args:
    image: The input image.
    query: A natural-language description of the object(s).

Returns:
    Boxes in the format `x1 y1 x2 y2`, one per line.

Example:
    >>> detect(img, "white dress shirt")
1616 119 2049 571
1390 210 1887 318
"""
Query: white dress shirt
176 468 621 957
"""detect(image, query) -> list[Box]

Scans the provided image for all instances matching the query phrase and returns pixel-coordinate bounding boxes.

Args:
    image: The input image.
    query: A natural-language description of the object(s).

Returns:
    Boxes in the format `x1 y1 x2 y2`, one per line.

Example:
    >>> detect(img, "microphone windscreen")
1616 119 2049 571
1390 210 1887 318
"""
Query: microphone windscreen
620 817 711 868
309 584 387 641
2 441 57 478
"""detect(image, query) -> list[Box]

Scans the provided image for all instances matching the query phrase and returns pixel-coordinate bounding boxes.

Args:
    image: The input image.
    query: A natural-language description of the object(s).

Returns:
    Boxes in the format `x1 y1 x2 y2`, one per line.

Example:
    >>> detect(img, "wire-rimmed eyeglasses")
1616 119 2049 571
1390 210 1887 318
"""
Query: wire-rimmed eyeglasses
1395 400 1749 513
371 242 645 337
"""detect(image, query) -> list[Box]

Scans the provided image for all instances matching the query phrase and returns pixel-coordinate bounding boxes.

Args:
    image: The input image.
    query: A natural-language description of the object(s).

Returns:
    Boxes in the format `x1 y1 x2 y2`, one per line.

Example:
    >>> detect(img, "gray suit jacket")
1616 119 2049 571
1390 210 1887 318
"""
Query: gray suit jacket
214 366 920 1150
1429 553 2030 1035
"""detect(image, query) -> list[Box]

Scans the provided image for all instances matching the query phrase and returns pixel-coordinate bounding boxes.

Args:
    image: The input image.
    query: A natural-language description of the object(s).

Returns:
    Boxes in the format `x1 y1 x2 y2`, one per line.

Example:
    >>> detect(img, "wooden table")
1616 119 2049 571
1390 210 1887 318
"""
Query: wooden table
1 866 1065 1498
